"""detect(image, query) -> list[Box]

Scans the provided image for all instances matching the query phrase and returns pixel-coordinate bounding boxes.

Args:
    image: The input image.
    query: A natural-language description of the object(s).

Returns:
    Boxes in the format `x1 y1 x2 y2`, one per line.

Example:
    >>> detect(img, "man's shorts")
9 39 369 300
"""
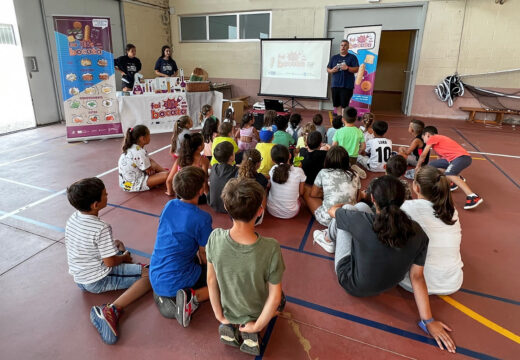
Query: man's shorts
429 155 472 176
77 263 143 294
331 87 354 108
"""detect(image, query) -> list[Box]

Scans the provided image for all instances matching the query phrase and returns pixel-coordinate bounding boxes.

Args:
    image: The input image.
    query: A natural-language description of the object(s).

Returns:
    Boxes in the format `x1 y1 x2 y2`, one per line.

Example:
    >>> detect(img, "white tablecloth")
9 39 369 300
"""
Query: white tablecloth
117 91 222 134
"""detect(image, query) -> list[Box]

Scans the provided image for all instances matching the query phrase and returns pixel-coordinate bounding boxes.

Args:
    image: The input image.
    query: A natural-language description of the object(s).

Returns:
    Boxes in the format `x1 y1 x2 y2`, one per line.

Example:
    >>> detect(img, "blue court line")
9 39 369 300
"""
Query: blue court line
106 203 160 218
0 211 66 233
280 245 335 261
298 217 315 251
459 288 520 306
255 316 278 360
453 128 520 190
286 295 499 360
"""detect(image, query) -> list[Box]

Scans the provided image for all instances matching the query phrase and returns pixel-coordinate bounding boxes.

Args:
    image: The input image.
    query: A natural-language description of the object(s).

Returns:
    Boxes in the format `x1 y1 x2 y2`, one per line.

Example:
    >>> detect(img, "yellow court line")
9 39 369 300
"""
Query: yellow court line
439 295 520 344
428 155 486 161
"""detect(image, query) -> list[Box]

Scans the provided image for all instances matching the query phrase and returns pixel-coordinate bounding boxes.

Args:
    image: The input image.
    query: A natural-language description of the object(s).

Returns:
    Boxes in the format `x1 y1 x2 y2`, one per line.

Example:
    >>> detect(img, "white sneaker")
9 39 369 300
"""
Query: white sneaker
351 165 367 179
313 230 335 253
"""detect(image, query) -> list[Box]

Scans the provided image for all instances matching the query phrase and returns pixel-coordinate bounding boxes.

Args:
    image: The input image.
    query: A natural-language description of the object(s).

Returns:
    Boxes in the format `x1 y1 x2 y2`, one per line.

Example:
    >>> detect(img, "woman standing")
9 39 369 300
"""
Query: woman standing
115 43 142 91
154 45 178 77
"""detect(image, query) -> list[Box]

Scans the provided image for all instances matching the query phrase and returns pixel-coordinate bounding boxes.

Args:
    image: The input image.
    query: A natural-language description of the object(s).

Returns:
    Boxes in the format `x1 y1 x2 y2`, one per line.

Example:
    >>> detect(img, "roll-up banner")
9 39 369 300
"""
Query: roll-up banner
345 25 382 116
53 16 122 141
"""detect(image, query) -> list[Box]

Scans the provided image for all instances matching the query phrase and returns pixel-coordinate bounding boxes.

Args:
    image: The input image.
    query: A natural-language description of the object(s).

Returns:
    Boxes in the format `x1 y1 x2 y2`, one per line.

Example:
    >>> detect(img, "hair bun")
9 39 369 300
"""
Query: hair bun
184 133 191 140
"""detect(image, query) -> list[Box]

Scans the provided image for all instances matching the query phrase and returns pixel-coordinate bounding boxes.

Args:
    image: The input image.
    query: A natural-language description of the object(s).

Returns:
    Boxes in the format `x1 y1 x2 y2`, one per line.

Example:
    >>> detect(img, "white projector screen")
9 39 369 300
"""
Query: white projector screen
259 39 332 99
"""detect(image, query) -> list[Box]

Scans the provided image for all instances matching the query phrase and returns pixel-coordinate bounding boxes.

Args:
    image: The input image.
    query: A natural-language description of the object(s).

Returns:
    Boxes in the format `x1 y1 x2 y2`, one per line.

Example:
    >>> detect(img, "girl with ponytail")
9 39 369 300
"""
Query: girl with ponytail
238 149 268 224
267 145 306 219
199 104 214 127
399 165 463 295
118 125 168 192
166 133 209 199
170 115 193 159
322 175 456 352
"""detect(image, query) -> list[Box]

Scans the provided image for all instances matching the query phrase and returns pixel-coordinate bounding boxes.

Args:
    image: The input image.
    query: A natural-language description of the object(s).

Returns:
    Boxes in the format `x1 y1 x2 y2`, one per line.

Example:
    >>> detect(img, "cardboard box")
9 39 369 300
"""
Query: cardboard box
222 100 244 123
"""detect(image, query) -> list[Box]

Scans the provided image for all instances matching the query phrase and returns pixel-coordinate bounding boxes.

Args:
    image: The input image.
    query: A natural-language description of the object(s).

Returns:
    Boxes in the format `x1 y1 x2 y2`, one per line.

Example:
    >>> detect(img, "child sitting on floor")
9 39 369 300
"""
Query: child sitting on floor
166 133 209 200
299 131 327 186
313 113 327 143
296 122 316 149
287 113 302 143
65 177 151 345
208 141 238 213
357 120 392 173
118 125 168 192
386 154 413 200
207 178 285 356
327 115 343 146
332 107 365 166
307 146 360 227
267 144 306 219
417 126 483 210
400 165 463 295
236 113 259 151
150 166 212 327
262 109 278 132
359 112 375 143
399 119 430 180
171 115 193 160
223 107 236 136
237 149 269 225
255 129 276 178
210 122 239 166
202 117 219 163
200 104 216 128
273 115 295 147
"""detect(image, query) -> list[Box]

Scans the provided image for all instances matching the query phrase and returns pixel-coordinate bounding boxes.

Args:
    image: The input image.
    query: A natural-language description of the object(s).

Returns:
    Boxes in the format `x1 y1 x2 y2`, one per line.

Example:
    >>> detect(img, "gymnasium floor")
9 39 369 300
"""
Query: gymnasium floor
0 114 519 359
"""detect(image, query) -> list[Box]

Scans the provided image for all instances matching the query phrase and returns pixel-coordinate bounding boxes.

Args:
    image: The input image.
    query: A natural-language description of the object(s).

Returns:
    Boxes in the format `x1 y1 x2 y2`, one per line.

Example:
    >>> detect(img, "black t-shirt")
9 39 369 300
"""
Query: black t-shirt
335 209 429 297
413 135 430 164
299 149 327 185
208 163 238 213
154 57 178 76
115 55 142 86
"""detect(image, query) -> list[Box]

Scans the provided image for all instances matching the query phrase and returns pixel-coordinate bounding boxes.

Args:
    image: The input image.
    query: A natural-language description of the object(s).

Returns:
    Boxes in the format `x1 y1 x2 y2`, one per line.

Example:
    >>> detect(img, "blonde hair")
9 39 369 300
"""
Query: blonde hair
298 122 316 142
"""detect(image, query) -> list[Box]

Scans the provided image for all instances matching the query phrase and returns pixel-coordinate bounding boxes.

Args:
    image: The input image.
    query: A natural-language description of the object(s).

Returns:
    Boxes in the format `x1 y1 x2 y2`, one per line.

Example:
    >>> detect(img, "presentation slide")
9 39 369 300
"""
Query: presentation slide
259 39 332 99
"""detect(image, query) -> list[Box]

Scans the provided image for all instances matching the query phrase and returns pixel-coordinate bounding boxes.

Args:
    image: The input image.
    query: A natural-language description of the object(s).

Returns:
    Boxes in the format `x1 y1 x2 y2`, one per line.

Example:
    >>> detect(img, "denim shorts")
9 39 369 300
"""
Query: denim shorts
77 263 143 294
429 155 472 176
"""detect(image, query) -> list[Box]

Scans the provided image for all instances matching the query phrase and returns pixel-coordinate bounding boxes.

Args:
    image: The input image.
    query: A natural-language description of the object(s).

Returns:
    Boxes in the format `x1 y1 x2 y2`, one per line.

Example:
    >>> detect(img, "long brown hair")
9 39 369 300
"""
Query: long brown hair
263 110 277 128
179 133 203 168
170 115 191 153
199 104 212 124
122 125 149 153
414 165 456 225
271 145 291 184
238 149 262 179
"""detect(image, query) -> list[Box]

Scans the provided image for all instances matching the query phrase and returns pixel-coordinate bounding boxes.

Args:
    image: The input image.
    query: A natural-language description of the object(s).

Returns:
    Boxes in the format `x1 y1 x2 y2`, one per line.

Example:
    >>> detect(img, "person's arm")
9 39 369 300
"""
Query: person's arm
238 282 282 333
165 159 179 196
347 66 359 73
207 262 230 324
253 128 260 141
155 69 169 77
400 139 421 156
201 157 210 194
332 141 339 147
103 251 132 267
328 203 345 219
198 246 207 264
310 185 323 199
327 66 339 74
299 181 306 196
415 144 432 170
410 264 456 352
359 140 366 154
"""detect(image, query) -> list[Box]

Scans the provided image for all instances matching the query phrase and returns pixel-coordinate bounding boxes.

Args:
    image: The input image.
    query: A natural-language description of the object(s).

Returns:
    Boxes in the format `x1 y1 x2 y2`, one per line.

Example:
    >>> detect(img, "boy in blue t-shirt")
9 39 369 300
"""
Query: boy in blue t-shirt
150 166 212 327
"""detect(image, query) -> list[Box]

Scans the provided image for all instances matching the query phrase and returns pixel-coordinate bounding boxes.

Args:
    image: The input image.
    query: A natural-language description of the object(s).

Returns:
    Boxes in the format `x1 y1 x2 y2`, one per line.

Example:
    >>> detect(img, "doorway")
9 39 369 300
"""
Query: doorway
0 0 36 134
371 30 414 114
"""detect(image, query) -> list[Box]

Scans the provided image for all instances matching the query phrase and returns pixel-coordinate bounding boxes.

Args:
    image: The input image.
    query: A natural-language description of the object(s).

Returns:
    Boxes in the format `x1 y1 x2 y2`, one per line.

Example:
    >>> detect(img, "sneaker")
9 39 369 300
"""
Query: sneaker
464 195 483 210
449 182 458 191
405 169 415 180
240 331 261 356
313 230 335 254
219 324 241 348
351 164 367 179
176 288 199 327
90 304 119 345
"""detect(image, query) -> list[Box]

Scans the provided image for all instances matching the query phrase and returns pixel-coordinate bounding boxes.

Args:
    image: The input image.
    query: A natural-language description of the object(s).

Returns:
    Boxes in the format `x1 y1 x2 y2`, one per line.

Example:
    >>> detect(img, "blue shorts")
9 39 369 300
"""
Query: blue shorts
77 263 143 294
429 155 472 176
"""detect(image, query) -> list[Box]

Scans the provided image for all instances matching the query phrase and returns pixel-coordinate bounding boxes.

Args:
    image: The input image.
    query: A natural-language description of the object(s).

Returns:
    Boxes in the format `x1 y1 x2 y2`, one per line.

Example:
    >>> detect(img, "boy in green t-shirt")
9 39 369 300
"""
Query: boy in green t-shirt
332 107 365 165
272 115 295 147
206 178 286 356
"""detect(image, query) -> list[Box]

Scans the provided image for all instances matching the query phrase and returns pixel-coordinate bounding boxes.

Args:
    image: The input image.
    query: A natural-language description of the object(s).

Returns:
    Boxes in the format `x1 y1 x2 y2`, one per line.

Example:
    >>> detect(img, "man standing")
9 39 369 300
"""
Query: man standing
327 40 359 116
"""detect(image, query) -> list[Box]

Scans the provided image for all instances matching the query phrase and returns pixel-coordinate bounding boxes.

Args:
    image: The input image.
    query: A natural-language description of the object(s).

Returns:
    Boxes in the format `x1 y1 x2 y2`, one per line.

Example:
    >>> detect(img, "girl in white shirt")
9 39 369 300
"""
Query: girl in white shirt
267 145 306 219
400 165 463 295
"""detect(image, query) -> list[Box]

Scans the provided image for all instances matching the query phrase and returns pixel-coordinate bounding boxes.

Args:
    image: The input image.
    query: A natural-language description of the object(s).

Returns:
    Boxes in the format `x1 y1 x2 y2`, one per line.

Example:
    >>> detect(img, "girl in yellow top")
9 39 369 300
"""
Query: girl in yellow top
210 122 239 166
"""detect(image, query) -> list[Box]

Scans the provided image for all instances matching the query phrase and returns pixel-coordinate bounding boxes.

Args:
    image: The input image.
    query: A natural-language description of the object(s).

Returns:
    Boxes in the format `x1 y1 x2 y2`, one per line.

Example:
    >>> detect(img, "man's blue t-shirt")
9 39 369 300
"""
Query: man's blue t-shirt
150 199 212 297
327 53 359 89
154 57 178 76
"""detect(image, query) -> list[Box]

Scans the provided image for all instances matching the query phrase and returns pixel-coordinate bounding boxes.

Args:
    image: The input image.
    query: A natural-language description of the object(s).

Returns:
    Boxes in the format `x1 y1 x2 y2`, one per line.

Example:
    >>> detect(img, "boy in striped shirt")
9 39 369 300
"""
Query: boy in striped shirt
65 177 151 345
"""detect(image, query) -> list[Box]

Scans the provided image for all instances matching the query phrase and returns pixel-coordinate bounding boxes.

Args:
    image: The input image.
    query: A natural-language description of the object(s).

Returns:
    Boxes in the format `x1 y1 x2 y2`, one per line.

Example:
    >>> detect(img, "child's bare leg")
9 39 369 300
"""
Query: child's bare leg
194 286 209 302
305 193 323 214
447 175 473 196
147 172 168 188
150 158 166 172
112 268 151 310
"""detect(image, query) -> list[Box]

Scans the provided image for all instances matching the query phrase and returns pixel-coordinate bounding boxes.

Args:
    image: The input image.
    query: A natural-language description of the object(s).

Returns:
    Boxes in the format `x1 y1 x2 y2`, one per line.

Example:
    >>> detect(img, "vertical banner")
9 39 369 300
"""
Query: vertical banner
53 16 122 141
344 25 382 116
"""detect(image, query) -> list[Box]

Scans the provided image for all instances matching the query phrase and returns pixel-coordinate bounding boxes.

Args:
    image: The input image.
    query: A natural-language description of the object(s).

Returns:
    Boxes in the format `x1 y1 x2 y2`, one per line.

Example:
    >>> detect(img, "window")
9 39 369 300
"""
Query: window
179 11 271 42
0 24 16 45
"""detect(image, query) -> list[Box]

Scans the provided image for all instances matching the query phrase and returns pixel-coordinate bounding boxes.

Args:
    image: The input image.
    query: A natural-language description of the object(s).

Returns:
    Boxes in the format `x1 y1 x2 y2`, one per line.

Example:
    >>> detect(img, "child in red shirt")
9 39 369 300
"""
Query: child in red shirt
416 126 483 210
